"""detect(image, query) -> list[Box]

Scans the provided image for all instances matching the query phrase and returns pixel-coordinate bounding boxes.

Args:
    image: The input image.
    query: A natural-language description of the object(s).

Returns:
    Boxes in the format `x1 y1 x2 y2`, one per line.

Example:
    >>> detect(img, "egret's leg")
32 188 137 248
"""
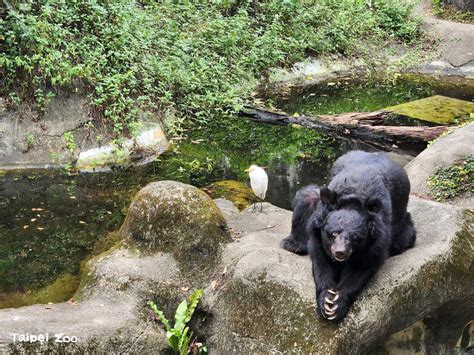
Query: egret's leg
250 203 257 213
257 200 267 214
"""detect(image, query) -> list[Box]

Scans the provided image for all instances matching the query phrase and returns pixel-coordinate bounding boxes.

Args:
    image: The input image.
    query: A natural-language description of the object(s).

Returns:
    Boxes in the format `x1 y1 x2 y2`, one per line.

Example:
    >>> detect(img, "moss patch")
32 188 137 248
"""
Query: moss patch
120 181 231 277
0 273 80 309
386 96 474 125
427 155 474 201
203 180 257 210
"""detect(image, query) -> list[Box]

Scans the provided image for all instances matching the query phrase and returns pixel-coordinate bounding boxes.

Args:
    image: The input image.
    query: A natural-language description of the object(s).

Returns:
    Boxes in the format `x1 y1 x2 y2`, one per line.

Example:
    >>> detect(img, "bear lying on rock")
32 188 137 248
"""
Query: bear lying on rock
281 150 416 321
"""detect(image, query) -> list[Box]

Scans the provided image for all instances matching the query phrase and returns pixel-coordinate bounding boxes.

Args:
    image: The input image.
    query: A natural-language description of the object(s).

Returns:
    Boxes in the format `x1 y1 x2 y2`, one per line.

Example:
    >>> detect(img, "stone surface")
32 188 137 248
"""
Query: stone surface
120 181 232 275
416 0 474 71
0 186 472 353
405 123 474 208
0 247 177 353
213 198 240 218
76 123 168 172
0 95 168 170
207 200 473 353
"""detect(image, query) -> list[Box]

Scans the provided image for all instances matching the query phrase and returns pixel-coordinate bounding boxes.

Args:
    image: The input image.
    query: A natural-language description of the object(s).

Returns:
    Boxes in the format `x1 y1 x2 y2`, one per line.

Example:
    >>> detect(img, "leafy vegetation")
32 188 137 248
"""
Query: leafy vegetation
427 155 473 201
1 0 420 135
63 131 77 153
148 289 206 355
432 0 474 24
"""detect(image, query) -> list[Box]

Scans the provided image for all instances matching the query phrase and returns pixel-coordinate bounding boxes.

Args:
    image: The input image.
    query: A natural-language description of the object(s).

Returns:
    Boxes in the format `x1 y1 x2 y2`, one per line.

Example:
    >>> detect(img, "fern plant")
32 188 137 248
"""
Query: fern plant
148 289 206 355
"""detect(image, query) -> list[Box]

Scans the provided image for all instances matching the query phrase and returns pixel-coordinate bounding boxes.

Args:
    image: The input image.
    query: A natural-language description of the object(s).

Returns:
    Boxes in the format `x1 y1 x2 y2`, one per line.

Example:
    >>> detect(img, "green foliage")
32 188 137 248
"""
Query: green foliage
63 131 76 153
25 133 35 149
148 289 206 355
1 0 421 135
427 155 473 201
432 1 474 23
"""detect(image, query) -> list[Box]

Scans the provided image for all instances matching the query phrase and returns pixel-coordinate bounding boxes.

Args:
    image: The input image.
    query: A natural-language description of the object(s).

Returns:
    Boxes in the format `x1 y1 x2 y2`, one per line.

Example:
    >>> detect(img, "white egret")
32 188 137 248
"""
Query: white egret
244 165 268 213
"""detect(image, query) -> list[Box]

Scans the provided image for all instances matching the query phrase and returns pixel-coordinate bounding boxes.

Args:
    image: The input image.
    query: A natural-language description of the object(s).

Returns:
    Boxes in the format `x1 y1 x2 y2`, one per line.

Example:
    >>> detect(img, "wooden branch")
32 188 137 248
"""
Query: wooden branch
238 106 449 155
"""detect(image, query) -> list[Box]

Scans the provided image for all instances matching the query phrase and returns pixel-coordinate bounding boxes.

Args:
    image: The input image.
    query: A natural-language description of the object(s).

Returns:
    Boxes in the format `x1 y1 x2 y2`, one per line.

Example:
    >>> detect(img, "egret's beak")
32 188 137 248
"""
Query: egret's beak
244 168 250 172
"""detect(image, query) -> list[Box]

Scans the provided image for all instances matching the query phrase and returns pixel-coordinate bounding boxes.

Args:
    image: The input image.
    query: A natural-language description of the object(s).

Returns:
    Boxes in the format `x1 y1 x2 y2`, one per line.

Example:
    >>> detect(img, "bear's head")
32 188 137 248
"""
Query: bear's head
318 187 382 262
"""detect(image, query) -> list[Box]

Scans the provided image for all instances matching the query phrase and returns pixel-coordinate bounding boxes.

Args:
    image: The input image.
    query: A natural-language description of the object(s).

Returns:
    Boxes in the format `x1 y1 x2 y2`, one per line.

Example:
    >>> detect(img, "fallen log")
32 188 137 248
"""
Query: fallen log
238 106 449 155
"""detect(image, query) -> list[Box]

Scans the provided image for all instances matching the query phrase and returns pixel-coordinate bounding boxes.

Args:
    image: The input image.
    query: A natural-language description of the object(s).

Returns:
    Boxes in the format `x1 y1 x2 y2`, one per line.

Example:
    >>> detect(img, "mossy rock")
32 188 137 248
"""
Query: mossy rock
386 95 474 125
120 181 232 275
203 180 258 210
0 274 80 309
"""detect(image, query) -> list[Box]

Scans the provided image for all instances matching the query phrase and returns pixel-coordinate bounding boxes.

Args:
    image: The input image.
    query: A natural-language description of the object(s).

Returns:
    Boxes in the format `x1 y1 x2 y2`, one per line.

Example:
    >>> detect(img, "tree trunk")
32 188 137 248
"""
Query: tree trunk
239 106 449 155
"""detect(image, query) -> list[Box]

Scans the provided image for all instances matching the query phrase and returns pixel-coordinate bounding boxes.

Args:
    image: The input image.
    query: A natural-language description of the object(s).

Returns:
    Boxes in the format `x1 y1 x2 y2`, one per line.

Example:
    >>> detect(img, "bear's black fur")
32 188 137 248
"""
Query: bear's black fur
280 150 416 321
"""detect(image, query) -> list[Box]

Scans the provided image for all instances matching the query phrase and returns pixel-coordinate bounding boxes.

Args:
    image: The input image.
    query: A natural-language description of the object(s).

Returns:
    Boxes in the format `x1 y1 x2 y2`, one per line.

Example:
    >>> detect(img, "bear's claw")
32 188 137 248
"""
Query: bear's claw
323 289 341 320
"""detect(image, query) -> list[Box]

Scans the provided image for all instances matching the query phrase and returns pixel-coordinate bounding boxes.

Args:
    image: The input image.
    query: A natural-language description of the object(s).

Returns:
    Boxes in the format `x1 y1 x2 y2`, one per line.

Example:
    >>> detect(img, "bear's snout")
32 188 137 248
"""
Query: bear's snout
331 234 352 261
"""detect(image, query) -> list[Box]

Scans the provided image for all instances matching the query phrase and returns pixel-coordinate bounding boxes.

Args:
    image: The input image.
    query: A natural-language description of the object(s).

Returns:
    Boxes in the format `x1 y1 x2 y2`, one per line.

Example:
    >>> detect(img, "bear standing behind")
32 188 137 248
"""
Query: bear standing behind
281 150 416 321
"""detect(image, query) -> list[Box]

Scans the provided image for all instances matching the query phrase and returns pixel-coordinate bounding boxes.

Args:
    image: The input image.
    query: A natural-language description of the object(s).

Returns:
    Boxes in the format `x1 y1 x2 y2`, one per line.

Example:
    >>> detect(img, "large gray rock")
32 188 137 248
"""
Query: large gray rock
120 181 232 276
206 201 473 353
0 185 472 353
405 123 474 209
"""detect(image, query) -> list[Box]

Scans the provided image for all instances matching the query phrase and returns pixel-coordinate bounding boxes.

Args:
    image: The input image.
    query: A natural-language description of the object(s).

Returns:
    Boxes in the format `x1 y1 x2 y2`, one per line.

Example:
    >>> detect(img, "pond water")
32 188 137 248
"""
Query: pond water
269 74 474 117
1 74 473 308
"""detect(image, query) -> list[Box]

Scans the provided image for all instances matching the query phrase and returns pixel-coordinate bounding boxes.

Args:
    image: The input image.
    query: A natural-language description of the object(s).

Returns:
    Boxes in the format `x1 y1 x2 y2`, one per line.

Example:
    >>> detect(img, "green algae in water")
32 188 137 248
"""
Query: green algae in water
269 77 435 116
269 75 474 117
386 95 474 125
0 171 136 301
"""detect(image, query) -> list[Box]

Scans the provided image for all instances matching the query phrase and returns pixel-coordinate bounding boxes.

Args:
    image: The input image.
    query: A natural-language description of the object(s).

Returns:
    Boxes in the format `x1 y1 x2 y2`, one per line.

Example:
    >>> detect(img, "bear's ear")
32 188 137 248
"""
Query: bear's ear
365 198 382 214
320 187 337 205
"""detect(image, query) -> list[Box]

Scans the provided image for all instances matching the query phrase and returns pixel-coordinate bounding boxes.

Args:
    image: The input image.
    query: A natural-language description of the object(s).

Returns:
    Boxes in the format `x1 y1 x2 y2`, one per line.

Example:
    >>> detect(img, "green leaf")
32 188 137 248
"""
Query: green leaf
147 300 171 332
179 327 191 355
185 289 203 324
174 299 188 332
166 330 180 353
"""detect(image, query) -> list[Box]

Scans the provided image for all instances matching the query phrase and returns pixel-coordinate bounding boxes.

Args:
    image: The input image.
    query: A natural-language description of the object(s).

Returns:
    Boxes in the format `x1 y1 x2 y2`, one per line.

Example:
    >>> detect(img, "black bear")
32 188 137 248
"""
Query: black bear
281 150 416 321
